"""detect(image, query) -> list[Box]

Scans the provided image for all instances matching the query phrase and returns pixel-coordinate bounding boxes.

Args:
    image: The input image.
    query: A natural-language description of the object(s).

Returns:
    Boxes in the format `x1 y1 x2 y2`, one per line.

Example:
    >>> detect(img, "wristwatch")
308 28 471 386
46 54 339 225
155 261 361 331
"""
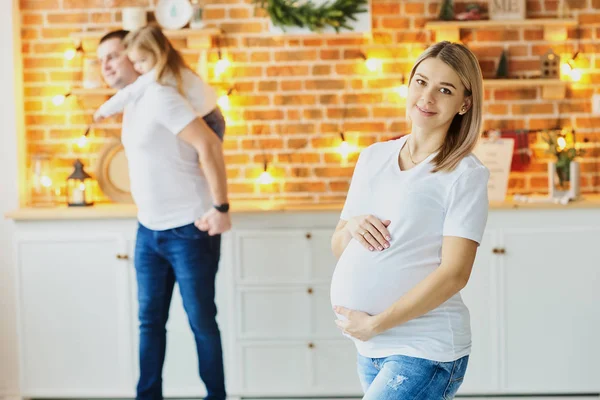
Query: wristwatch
214 203 230 213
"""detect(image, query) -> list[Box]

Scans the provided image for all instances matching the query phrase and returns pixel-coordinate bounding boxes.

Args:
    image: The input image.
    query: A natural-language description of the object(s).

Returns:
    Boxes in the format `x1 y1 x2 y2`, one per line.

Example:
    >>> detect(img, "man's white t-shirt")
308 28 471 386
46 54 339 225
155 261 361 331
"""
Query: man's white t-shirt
330 135 490 362
121 82 212 231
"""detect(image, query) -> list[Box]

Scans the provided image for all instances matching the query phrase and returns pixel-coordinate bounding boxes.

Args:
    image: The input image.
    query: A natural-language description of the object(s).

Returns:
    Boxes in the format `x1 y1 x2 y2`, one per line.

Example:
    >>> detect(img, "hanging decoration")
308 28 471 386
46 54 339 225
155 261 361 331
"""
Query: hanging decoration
253 0 368 33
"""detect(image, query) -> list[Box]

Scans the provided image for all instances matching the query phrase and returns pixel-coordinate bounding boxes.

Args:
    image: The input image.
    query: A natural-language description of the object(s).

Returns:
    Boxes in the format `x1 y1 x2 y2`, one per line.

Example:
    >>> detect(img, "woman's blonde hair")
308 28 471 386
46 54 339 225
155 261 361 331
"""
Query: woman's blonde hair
408 41 484 172
123 24 193 95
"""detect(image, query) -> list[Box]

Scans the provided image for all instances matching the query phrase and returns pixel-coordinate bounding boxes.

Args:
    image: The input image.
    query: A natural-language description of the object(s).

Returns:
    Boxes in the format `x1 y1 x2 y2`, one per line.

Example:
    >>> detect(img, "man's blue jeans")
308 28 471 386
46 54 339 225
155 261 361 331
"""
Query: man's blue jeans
134 222 225 400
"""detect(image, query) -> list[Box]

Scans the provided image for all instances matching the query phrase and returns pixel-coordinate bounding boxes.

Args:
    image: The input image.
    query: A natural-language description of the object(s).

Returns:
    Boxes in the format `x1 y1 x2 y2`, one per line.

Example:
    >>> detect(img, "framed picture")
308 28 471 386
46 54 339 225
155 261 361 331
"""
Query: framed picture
488 0 526 20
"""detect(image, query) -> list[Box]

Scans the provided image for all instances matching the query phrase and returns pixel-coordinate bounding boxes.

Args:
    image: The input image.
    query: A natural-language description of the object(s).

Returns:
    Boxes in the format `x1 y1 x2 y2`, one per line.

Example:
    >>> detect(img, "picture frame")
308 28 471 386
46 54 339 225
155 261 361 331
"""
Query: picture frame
488 0 526 20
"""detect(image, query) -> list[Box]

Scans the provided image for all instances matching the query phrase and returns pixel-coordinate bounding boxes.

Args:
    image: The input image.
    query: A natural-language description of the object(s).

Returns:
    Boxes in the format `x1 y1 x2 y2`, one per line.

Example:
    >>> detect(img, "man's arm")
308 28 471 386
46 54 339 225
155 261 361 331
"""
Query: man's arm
178 117 229 206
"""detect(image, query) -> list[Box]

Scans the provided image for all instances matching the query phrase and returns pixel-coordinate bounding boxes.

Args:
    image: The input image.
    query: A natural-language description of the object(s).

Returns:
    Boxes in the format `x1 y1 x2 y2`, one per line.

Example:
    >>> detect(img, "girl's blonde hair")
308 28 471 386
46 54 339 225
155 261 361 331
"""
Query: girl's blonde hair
123 24 193 95
408 41 484 172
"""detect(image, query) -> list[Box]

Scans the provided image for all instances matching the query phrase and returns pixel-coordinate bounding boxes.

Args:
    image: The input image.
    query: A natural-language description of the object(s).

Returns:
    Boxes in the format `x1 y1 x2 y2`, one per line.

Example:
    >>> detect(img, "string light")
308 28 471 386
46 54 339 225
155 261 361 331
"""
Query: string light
64 42 84 61
394 74 408 98
214 34 230 80
359 52 381 72
257 161 274 185
52 91 72 106
217 87 235 111
76 126 91 149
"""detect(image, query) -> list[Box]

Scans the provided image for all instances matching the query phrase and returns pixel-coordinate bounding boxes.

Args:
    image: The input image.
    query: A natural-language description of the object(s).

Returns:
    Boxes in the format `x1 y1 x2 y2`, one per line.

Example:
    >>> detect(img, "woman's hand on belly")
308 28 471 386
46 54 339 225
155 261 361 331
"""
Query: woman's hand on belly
333 305 379 342
345 215 392 252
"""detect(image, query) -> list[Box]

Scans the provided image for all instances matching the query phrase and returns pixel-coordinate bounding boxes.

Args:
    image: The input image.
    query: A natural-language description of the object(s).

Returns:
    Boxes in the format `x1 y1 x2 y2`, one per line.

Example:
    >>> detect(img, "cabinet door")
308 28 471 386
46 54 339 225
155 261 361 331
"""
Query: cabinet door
18 235 134 397
311 340 363 395
237 287 310 338
309 229 338 282
457 230 499 394
239 342 311 395
502 228 600 393
235 230 309 284
312 286 341 338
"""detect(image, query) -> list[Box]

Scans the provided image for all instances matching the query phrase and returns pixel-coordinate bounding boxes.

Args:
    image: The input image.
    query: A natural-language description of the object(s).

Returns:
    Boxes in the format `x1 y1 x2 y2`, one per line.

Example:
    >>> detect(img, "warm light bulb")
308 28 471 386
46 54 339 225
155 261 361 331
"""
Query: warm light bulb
561 62 572 75
557 137 567 150
257 170 274 185
52 94 66 106
64 48 77 60
395 84 408 98
76 135 88 149
217 94 230 111
365 58 381 72
40 176 52 188
569 68 582 82
214 58 230 79
338 141 352 159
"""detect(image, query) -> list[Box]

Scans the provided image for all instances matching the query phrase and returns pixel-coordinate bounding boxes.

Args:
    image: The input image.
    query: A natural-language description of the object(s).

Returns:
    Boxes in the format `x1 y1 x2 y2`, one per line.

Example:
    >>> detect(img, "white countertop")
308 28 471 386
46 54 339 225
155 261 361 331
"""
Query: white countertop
5 195 600 221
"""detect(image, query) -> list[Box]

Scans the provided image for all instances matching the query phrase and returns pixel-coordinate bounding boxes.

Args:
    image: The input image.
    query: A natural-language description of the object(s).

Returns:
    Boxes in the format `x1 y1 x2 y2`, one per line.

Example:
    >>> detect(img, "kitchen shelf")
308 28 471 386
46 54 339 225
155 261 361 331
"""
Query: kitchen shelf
70 27 220 49
425 18 577 42
483 78 567 99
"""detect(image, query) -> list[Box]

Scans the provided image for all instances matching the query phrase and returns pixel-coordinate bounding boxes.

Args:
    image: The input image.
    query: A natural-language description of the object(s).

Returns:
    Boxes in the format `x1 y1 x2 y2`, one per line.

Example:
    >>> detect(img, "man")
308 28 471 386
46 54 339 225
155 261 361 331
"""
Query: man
97 30 230 400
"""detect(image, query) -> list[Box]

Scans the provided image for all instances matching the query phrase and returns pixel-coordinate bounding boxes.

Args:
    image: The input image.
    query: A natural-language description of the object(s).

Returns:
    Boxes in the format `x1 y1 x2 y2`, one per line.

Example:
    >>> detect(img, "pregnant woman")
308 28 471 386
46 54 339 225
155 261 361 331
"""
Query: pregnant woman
330 41 490 399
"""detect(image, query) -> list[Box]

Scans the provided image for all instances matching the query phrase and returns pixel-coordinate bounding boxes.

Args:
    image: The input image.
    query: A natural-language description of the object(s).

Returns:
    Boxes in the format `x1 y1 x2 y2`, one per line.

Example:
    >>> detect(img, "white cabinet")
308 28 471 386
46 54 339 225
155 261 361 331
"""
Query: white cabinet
16 231 135 397
458 230 500 394
231 227 362 397
11 208 600 398
501 227 600 393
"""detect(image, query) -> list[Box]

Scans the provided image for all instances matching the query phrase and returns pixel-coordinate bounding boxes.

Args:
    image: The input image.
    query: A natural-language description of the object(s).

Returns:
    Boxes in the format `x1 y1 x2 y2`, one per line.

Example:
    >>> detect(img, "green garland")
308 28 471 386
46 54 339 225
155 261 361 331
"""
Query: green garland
254 0 368 33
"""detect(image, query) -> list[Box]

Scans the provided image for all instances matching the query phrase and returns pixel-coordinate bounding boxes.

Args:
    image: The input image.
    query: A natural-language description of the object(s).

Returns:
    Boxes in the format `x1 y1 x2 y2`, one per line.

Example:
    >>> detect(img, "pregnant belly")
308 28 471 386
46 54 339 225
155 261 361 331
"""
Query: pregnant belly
330 240 436 316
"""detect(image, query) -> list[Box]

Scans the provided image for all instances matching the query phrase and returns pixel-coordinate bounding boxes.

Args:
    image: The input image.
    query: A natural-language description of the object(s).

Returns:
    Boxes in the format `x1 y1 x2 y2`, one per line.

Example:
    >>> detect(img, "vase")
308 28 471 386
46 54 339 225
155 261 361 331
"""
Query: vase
548 160 580 200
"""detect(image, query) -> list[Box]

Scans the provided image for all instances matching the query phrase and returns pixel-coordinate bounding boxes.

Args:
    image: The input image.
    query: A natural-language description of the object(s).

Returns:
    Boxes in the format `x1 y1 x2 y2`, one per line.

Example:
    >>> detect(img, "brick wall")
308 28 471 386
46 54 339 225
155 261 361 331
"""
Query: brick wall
19 0 600 205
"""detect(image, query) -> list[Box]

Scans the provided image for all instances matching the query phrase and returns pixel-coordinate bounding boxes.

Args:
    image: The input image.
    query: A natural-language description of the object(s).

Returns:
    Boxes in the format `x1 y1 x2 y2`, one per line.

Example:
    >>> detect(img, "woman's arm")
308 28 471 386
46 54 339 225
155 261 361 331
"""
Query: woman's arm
331 220 352 259
335 236 478 340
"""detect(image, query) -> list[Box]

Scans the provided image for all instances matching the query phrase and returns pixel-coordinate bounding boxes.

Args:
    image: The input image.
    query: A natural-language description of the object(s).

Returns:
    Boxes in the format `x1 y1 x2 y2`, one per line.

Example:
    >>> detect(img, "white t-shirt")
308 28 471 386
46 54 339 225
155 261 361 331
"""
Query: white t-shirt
121 82 213 230
330 135 490 362
97 68 218 120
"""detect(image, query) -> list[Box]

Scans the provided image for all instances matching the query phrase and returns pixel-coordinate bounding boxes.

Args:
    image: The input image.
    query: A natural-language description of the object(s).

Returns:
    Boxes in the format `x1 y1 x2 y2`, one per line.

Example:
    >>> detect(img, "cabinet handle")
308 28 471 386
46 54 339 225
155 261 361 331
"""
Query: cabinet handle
305 232 312 239
307 287 313 294
492 248 506 255
308 342 314 349
116 254 130 260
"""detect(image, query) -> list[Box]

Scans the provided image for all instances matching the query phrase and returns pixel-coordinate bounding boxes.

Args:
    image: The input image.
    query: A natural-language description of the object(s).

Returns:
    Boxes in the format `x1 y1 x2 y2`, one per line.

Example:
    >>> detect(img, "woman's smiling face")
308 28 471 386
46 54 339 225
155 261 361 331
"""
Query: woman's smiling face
407 57 470 131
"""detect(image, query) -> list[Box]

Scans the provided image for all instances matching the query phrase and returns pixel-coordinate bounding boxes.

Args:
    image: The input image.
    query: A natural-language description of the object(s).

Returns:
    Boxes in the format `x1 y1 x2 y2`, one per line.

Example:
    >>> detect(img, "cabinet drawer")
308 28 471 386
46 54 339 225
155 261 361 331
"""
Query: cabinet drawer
239 340 362 396
237 286 342 339
234 229 337 284
238 288 310 338
236 231 309 283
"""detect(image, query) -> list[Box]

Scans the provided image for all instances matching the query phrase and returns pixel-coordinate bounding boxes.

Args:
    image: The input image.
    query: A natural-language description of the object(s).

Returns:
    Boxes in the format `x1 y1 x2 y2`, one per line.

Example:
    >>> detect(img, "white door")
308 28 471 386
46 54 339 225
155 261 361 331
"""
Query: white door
17 235 134 397
501 227 600 393
457 230 500 394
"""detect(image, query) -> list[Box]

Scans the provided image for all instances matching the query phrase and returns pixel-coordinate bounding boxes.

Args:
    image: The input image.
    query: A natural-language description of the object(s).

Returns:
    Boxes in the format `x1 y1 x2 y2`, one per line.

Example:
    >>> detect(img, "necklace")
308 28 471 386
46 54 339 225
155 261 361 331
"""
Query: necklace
407 137 436 165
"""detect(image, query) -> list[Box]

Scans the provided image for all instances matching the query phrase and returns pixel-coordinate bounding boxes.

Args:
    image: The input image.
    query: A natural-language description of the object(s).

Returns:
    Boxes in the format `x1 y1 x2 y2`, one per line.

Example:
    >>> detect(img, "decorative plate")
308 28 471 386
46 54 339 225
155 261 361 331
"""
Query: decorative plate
96 139 134 204
154 0 193 30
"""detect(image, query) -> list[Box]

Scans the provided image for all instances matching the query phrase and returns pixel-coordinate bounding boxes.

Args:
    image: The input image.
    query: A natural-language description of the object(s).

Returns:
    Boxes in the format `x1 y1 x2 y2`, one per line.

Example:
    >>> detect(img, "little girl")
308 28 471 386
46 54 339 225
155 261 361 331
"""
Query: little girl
93 24 224 140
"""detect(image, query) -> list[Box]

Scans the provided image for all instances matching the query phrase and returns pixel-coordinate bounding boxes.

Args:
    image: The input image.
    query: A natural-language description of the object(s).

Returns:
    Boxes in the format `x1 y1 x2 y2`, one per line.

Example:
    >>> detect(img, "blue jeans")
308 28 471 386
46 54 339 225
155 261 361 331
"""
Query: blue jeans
357 353 469 399
202 107 226 141
134 222 225 400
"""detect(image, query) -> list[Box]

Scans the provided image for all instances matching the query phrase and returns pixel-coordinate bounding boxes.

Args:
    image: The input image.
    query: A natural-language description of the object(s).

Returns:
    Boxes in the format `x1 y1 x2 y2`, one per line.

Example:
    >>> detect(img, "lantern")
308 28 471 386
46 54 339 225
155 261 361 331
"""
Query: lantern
66 159 94 207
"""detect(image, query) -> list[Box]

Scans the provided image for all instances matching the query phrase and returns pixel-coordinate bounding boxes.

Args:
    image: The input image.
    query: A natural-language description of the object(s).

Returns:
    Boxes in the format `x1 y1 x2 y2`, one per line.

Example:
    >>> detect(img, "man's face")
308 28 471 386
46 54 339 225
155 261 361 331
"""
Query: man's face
97 38 139 89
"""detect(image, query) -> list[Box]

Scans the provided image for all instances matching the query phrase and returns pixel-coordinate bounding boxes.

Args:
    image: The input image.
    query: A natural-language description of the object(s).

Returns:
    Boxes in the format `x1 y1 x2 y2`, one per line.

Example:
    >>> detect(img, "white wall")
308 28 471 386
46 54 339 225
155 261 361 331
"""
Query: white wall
1 0 22 397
